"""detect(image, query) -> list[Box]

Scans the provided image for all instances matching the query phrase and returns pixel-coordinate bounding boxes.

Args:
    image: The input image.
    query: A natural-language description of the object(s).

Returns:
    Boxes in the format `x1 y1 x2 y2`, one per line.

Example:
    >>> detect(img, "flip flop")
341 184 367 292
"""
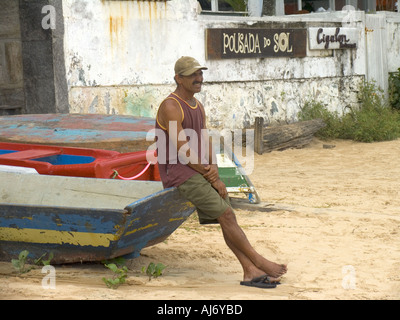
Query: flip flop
240 275 278 289
252 274 281 285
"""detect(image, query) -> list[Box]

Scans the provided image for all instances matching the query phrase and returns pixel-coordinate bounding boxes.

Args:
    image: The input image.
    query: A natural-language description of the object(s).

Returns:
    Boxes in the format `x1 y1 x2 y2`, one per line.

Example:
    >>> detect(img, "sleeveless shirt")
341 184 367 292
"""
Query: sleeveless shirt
155 93 207 188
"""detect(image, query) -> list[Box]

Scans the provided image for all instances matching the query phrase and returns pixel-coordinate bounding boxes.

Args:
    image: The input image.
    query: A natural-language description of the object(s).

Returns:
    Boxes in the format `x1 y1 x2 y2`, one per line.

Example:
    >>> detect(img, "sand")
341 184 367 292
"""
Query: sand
0 138 399 300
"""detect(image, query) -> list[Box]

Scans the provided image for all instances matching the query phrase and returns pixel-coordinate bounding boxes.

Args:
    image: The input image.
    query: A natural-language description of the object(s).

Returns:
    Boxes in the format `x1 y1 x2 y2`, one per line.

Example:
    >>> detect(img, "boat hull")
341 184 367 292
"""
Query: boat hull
0 114 155 153
0 173 195 264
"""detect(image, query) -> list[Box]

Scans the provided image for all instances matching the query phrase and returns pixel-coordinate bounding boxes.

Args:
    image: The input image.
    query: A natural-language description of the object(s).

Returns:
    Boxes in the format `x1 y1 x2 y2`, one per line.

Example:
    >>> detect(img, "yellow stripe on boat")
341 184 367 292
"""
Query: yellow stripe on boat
169 217 184 222
125 223 158 236
0 227 117 247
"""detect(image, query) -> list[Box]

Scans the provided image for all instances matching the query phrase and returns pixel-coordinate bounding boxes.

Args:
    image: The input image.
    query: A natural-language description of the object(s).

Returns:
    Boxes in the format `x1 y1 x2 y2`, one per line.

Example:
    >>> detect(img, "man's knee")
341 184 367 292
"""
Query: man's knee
217 207 236 224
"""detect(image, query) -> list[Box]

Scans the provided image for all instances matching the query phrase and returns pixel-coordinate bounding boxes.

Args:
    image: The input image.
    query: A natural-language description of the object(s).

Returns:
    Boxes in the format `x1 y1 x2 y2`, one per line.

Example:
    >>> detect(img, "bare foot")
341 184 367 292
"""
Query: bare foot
258 259 287 279
244 265 282 283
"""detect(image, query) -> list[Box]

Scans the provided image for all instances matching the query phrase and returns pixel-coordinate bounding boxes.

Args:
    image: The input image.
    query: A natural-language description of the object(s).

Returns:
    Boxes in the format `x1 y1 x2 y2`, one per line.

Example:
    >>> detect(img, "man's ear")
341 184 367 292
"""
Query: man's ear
174 74 182 85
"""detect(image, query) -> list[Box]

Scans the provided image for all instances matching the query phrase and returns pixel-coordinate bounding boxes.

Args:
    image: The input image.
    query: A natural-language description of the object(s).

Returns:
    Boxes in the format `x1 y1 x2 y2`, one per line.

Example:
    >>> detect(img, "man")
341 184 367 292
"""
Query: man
155 56 287 288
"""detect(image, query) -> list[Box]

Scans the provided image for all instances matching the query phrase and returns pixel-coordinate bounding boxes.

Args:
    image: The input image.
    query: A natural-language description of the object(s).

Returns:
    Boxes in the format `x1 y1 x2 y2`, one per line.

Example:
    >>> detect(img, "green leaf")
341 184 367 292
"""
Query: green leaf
19 250 29 261
42 252 54 266
142 262 167 280
11 259 21 270
105 263 118 273
11 250 31 273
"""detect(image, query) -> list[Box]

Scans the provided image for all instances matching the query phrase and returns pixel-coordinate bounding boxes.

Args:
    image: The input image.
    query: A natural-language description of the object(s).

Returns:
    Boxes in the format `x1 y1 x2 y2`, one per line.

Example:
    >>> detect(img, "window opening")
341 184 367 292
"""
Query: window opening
199 0 248 15
284 0 398 14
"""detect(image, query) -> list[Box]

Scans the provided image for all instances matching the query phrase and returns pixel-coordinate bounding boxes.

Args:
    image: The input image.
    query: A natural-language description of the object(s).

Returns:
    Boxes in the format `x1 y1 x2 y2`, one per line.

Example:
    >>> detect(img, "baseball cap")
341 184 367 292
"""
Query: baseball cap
174 56 208 76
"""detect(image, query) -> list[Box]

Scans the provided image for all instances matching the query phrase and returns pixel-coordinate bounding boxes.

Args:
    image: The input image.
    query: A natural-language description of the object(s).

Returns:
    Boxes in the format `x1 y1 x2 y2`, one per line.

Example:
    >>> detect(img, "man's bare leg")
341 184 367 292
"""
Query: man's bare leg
222 231 281 282
217 207 287 279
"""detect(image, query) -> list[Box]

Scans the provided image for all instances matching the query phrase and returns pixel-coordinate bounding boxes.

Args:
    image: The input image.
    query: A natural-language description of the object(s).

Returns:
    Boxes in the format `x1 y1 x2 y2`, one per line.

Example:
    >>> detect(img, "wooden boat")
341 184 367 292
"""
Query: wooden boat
0 142 160 180
216 150 260 204
0 114 155 153
0 114 259 264
0 141 260 202
0 169 195 264
0 113 260 202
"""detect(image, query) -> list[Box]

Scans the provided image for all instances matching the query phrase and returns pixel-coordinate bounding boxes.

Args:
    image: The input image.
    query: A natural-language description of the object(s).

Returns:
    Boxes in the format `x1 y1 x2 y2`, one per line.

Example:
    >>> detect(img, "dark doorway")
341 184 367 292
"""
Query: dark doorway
0 0 69 116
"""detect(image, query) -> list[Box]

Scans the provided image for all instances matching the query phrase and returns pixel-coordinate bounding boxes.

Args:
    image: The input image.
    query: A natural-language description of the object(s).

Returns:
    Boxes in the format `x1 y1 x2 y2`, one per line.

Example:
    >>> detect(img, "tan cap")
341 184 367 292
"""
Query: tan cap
174 56 208 76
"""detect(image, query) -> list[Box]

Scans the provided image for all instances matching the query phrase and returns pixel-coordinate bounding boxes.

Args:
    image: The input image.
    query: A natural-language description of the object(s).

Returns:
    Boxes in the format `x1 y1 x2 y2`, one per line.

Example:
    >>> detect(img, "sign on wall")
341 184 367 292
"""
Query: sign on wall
206 28 307 60
308 27 358 50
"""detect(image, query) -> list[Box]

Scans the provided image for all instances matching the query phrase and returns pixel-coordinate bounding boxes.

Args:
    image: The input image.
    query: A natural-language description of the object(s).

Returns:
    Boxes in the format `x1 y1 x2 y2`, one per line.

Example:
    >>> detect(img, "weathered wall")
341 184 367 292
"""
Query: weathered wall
0 0 24 115
386 12 400 73
62 0 400 129
17 0 69 114
199 76 363 128
196 11 366 127
64 0 203 117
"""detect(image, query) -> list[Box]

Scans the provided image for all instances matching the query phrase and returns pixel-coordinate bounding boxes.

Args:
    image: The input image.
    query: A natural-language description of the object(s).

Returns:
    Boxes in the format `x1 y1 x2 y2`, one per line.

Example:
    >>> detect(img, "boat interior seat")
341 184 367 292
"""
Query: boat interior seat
0 149 61 161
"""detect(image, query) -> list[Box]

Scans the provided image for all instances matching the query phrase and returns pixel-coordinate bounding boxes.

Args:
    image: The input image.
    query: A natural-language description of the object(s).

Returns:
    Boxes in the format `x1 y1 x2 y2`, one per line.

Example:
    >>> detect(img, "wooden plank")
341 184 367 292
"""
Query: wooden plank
230 197 279 212
0 149 60 160
206 28 307 60
254 117 264 155
0 114 156 152
0 171 163 210
0 203 125 263
262 119 325 153
121 188 195 258
0 105 23 110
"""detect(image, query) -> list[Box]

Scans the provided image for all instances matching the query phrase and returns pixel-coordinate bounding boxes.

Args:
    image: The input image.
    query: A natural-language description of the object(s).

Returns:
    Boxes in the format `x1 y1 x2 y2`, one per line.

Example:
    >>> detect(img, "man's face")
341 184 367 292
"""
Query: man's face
177 70 204 94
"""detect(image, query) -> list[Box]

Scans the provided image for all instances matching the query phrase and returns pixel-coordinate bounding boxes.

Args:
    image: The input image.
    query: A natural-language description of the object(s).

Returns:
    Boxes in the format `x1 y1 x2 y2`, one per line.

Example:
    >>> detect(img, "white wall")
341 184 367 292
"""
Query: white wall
385 12 400 73
62 0 400 129
63 0 203 86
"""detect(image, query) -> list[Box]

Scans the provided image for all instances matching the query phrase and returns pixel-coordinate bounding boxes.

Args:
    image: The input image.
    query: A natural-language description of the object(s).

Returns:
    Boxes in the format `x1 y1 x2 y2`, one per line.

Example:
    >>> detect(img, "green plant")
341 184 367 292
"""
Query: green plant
34 252 54 266
102 256 126 266
298 99 343 139
350 81 400 142
141 262 167 281
102 261 128 289
11 250 32 274
224 0 247 11
298 81 400 142
389 68 400 111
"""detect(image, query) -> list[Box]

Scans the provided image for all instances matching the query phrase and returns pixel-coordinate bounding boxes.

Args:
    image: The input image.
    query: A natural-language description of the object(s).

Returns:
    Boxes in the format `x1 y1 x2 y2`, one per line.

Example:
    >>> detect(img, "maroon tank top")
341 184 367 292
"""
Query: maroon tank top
155 93 206 188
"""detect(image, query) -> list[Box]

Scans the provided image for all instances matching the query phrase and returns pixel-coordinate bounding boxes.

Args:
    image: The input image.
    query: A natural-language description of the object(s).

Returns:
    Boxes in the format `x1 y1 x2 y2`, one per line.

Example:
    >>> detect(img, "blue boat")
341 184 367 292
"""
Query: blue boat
0 113 155 153
0 170 195 264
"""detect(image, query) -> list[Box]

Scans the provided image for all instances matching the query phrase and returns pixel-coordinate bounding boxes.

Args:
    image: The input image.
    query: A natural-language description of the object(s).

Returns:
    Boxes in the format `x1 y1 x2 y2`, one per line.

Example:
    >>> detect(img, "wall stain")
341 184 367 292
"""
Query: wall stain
109 15 124 50
102 0 169 51
124 91 154 118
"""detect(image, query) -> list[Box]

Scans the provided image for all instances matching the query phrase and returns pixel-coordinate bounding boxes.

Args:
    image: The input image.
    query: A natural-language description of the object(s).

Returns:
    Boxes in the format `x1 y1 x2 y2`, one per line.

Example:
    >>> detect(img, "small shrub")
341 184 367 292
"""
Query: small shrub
11 250 32 274
298 99 343 139
389 68 400 111
34 252 54 266
102 258 128 289
142 262 167 281
298 81 400 142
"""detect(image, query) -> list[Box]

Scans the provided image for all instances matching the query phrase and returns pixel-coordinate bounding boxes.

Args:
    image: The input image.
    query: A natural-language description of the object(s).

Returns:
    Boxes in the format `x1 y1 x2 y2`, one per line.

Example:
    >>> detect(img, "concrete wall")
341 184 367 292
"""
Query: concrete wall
385 12 400 73
0 0 24 115
19 0 69 114
62 0 400 129
365 12 400 97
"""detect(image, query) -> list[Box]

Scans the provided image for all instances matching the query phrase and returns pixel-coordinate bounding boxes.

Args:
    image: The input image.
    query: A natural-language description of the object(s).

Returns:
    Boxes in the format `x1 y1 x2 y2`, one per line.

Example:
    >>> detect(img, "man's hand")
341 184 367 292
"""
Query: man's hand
203 164 219 184
203 164 227 198
211 179 228 199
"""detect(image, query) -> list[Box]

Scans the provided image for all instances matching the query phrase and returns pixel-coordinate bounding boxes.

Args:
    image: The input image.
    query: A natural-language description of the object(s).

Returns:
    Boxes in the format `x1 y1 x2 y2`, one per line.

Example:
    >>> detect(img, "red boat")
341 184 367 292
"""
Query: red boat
0 142 160 181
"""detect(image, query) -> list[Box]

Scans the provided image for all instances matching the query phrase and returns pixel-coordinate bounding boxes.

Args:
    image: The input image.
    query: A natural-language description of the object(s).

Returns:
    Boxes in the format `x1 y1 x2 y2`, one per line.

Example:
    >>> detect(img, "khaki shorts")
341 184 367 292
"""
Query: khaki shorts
177 173 231 225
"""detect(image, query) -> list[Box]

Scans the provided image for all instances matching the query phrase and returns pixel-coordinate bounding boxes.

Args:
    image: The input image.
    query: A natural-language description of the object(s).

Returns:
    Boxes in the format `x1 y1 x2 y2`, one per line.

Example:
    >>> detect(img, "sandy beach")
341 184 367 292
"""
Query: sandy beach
0 138 399 300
